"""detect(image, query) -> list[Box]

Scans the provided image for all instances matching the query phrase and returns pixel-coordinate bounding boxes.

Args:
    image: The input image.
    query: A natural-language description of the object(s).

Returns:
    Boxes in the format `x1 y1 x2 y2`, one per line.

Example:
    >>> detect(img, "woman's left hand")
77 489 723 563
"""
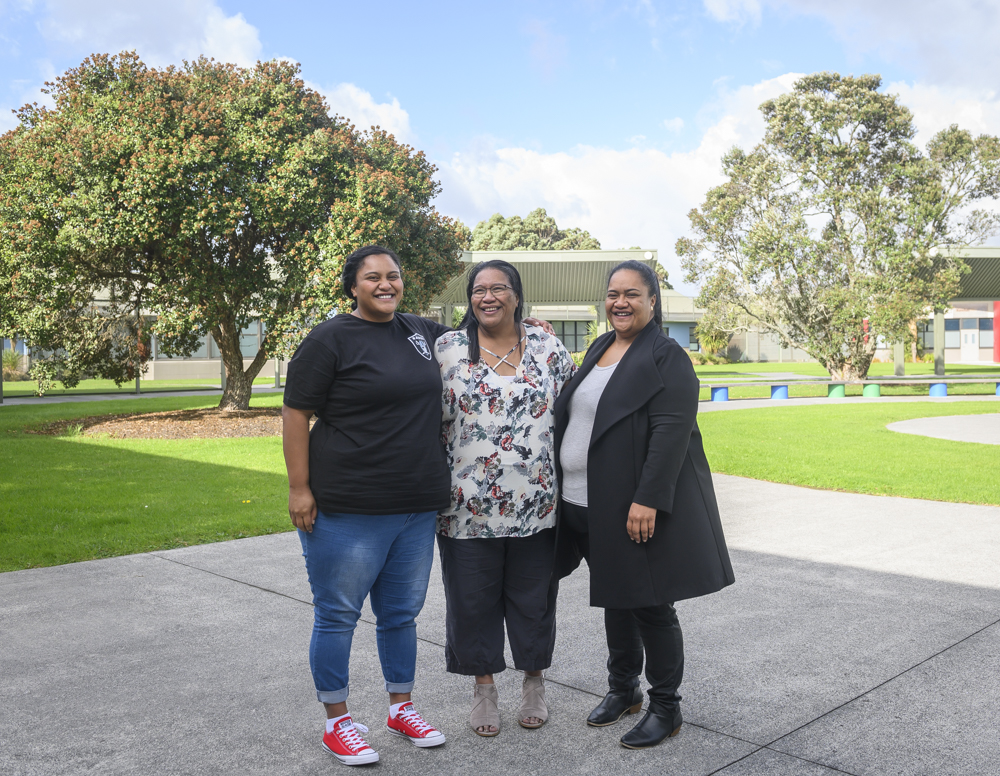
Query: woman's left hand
627 502 657 543
523 316 555 335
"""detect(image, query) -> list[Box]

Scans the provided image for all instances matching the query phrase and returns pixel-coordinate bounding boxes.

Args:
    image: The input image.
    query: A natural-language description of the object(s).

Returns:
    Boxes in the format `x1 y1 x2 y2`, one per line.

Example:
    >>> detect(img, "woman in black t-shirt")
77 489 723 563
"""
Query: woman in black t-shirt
282 245 452 765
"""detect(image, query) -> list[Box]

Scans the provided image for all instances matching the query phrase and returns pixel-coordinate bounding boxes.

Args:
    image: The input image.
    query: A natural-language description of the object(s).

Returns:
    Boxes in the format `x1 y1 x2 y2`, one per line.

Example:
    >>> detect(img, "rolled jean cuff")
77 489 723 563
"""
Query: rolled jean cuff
317 685 349 704
385 680 414 694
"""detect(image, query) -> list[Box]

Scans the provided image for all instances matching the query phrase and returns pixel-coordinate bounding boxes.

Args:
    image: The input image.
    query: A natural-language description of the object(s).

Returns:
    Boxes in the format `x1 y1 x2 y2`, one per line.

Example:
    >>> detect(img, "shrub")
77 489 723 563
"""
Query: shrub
688 350 727 365
3 348 22 372
2 349 31 381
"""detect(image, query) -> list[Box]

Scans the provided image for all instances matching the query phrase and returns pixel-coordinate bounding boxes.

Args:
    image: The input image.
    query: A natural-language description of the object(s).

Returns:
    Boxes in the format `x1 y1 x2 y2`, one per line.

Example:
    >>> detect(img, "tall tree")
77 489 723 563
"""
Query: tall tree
470 208 601 251
0 53 466 409
677 72 1000 381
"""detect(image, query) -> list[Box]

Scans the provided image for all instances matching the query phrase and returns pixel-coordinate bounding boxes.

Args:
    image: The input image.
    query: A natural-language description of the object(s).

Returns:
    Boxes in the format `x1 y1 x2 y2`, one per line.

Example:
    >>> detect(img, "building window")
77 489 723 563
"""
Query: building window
3 337 29 355
944 318 960 349
688 325 700 352
981 317 995 349
551 321 590 352
154 335 208 360
240 322 260 358
917 320 934 350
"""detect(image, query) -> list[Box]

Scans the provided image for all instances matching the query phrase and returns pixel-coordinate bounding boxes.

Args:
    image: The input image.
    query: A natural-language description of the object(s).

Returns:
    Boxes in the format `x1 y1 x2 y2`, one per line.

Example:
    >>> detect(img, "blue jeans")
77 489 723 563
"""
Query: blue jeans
298 511 436 704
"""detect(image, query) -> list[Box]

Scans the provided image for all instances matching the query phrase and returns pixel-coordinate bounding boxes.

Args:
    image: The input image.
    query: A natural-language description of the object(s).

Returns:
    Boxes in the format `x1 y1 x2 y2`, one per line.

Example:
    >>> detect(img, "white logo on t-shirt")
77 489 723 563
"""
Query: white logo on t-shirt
408 333 432 360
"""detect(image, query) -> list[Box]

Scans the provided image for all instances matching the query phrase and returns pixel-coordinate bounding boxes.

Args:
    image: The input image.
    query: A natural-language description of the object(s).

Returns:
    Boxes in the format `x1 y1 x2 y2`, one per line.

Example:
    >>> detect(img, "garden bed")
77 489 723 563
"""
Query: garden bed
30 407 291 439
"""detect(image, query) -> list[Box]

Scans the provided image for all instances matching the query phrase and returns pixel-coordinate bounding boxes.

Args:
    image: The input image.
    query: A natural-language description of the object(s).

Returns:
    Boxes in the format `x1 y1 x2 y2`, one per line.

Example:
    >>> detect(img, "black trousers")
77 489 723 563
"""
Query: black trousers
561 501 684 711
437 528 558 676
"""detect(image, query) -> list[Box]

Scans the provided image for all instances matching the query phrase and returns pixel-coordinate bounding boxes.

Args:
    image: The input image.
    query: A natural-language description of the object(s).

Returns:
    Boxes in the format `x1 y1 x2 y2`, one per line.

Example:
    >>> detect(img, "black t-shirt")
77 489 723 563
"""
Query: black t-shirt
283 312 452 515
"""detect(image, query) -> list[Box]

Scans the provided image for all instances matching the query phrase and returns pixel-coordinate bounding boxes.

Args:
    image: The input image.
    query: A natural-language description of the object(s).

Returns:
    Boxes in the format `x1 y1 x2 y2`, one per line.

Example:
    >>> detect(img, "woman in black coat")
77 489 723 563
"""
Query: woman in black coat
553 260 735 750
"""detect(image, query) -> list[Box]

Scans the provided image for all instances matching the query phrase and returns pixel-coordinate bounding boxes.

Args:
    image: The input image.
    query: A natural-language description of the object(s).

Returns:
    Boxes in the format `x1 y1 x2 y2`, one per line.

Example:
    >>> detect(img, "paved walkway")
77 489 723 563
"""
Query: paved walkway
699 393 1000 412
888 413 1000 445
3 476 999 776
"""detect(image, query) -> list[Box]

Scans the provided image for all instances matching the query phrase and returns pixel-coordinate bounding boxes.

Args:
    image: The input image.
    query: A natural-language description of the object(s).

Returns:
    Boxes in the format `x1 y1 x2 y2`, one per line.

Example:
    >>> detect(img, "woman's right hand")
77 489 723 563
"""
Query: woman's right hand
289 485 318 533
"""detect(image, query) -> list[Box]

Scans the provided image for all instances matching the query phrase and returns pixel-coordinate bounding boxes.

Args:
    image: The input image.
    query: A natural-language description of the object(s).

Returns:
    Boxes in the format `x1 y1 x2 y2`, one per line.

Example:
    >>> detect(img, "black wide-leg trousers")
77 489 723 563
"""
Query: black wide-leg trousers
561 500 685 711
437 528 558 676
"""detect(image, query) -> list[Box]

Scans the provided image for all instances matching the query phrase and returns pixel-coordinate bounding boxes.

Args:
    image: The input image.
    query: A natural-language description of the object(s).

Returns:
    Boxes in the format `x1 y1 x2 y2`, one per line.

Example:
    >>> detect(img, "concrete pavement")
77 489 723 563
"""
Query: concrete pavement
699 393 1000 412
888 413 1000 445
3 475 1000 776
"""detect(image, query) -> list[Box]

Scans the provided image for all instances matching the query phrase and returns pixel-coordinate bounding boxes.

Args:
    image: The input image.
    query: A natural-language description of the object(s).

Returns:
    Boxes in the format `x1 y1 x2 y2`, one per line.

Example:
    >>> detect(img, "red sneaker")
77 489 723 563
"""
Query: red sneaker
322 717 379 766
386 702 446 748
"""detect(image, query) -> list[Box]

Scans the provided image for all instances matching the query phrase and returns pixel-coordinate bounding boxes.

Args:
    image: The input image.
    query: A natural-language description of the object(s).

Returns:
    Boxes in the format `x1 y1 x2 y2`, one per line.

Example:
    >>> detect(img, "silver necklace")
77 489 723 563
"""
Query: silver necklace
481 333 526 372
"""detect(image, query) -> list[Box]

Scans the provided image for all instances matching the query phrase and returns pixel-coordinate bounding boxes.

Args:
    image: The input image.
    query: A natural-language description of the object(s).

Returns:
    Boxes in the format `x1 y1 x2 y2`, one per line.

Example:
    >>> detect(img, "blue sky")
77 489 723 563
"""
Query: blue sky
3 0 999 292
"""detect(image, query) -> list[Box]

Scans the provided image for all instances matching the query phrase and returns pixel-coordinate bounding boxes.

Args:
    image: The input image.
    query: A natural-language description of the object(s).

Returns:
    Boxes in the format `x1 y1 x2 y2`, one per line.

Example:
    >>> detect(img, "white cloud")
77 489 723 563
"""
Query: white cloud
707 0 1000 87
1 59 57 132
889 81 1000 148
37 0 262 67
436 74 799 294
703 0 761 24
663 117 684 132
312 82 413 143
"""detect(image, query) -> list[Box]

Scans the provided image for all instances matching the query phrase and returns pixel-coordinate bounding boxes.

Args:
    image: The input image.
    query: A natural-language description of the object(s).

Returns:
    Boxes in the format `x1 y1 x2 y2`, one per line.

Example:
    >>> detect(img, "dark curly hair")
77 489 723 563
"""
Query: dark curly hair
341 245 402 310
607 260 662 327
458 260 525 363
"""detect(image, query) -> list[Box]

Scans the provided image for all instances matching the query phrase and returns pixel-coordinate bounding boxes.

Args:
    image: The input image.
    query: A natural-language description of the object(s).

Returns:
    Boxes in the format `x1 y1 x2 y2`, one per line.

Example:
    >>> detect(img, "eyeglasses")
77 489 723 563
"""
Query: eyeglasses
471 284 514 299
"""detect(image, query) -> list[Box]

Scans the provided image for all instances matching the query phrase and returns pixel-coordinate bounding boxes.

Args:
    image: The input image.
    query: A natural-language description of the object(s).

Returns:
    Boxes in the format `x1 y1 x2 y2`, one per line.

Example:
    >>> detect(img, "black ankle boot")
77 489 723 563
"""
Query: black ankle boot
619 704 682 749
586 686 644 727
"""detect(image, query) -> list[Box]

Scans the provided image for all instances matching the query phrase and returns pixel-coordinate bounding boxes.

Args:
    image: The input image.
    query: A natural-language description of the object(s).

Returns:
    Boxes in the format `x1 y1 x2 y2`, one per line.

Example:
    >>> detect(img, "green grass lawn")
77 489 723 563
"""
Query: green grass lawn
692 361 1000 379
2 392 999 573
699 401 1000 505
1 376 281 398
0 393 290 572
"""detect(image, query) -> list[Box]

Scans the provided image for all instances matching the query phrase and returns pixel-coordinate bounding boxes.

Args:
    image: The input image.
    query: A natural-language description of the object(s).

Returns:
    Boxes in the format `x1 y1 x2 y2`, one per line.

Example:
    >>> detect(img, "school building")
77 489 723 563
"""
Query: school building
427 249 706 353
5 247 999 377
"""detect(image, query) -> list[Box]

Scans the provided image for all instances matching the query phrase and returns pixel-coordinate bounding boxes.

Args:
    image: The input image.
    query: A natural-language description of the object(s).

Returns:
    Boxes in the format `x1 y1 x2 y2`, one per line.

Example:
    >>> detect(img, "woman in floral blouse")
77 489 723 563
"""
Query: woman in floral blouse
435 260 576 738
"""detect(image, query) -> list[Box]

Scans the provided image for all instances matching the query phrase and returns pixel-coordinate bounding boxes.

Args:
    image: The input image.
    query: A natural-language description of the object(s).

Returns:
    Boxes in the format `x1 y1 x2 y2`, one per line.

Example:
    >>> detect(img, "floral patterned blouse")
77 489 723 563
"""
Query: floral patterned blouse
435 325 577 539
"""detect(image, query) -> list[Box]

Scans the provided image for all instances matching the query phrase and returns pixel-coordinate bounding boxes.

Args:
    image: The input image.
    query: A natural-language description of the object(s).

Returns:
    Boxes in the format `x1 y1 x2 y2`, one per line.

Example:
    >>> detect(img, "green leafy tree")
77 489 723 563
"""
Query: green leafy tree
677 72 1000 381
471 207 601 251
0 53 466 409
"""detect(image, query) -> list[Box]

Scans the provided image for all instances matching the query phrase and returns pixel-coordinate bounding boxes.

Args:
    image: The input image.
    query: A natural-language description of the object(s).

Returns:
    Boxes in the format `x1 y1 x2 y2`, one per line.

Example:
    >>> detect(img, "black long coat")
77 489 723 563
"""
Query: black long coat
553 320 735 609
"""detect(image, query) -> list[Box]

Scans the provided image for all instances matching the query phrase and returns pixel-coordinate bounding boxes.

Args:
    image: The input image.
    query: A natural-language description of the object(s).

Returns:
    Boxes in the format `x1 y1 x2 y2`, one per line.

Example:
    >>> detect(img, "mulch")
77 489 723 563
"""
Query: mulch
29 407 301 439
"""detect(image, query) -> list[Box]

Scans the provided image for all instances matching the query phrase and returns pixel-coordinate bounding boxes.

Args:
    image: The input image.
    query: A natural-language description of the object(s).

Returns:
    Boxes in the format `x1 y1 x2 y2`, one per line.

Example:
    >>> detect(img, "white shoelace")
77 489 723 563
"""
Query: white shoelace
337 721 372 752
398 708 434 735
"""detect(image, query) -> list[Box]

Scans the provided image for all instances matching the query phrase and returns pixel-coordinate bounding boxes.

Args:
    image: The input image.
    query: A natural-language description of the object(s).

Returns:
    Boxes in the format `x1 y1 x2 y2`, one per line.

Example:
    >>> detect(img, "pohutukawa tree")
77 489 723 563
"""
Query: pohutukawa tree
0 53 466 409
677 72 1000 381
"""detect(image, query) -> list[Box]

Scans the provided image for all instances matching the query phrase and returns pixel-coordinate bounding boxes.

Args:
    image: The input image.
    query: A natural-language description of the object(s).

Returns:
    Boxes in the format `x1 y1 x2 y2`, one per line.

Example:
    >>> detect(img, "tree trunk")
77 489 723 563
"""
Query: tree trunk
213 321 272 411
828 364 868 382
827 346 876 382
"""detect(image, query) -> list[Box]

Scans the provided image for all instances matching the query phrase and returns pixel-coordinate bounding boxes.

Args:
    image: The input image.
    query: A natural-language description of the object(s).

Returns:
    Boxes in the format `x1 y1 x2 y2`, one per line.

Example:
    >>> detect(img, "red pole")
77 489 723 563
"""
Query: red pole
994 301 1000 364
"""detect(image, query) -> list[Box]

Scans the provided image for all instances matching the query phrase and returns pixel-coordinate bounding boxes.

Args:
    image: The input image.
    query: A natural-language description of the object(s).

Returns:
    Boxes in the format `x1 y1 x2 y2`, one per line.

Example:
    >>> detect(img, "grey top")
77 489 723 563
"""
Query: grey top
559 362 619 507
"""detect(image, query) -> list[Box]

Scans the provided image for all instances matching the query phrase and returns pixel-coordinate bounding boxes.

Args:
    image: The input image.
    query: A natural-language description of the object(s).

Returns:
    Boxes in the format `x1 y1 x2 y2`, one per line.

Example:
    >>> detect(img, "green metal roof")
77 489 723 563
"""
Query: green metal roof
948 247 1000 301
431 249 660 306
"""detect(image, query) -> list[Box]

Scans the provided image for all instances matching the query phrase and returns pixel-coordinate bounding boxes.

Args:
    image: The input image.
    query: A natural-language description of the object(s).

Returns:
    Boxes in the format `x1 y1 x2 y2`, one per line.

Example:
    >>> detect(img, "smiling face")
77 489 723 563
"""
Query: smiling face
351 253 403 322
470 267 519 336
605 269 656 340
